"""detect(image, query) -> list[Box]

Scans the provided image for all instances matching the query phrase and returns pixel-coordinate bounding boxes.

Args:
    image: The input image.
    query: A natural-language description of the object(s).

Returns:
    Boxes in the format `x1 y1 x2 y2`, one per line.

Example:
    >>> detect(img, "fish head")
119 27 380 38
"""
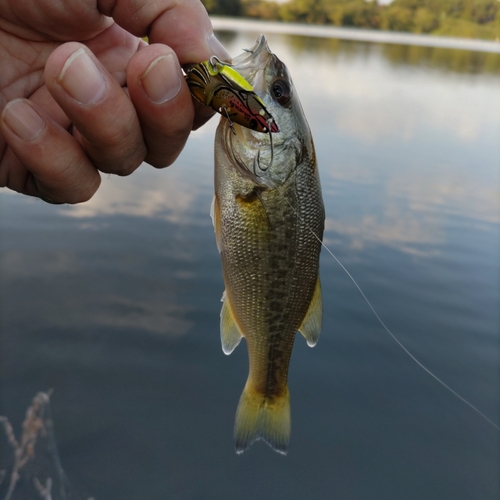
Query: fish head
223 35 312 188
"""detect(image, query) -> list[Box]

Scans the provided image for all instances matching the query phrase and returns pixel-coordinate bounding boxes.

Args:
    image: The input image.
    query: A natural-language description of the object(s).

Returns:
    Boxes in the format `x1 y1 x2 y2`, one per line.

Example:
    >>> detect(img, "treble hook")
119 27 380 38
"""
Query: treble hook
221 105 236 135
253 118 275 176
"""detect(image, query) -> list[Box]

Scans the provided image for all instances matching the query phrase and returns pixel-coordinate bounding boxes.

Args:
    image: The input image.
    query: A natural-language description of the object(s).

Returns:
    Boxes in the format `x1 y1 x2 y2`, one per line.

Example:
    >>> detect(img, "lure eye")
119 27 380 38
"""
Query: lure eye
272 79 291 106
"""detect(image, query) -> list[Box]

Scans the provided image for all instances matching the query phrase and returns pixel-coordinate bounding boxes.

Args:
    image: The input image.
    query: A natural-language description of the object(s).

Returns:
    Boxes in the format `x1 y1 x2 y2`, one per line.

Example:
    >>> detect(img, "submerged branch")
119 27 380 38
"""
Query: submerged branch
0 392 92 500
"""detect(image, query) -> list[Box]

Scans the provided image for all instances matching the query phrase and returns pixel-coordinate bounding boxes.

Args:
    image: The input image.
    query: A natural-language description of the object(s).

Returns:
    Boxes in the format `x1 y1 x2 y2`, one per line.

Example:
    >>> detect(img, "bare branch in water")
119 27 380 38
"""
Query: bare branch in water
34 477 53 500
0 391 92 500
0 417 19 451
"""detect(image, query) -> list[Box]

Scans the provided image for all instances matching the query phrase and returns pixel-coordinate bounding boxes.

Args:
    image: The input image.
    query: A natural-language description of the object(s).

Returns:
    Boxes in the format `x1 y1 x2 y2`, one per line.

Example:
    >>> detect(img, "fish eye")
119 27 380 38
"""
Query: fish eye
272 79 291 106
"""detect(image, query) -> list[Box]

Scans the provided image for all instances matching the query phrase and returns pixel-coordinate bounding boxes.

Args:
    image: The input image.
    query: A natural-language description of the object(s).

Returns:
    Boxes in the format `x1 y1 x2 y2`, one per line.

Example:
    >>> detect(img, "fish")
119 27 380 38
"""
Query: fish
212 35 325 455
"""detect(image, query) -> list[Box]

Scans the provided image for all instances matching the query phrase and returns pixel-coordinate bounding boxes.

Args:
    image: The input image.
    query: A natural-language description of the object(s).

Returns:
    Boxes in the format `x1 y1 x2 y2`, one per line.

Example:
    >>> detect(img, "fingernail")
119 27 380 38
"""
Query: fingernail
58 47 106 105
207 33 231 62
141 54 182 104
2 99 46 141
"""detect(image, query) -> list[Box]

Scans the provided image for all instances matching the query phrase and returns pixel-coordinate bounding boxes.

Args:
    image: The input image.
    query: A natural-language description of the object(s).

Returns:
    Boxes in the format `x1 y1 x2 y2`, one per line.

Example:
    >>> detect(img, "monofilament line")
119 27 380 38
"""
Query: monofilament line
282 196 500 431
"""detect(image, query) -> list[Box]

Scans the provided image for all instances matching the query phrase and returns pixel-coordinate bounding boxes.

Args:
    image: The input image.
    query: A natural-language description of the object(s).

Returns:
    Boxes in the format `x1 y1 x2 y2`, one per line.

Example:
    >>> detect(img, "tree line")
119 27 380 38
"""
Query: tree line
201 0 500 40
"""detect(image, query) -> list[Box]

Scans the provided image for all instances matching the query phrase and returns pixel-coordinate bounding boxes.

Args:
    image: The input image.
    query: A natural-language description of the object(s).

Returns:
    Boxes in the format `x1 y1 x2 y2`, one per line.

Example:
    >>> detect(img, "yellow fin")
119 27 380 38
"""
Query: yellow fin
298 277 322 347
234 383 291 455
220 292 243 355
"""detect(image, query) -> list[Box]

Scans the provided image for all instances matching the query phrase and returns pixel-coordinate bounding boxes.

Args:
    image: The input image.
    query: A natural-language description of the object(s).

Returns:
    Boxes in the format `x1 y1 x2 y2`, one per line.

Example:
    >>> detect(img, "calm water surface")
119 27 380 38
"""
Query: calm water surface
1 30 499 500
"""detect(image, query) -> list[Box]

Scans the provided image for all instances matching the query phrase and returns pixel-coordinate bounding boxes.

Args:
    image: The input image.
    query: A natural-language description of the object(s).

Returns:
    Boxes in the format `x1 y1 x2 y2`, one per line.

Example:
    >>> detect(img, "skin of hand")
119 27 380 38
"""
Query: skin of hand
0 0 230 203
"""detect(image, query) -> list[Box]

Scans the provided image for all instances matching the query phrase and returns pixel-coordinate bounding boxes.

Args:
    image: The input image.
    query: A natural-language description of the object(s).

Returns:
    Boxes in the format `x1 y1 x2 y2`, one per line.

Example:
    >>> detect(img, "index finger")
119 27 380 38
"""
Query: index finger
102 0 230 64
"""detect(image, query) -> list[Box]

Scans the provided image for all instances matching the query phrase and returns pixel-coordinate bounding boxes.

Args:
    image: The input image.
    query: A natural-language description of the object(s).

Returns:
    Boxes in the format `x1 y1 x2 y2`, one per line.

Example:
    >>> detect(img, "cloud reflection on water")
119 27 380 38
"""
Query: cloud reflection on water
88 295 192 337
62 127 218 222
325 208 443 256
290 41 498 148
63 166 198 221
46 33 500 257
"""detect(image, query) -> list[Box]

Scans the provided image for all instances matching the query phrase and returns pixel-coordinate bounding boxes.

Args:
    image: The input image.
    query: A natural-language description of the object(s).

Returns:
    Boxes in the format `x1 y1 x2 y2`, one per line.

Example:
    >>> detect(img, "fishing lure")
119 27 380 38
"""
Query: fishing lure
186 56 279 134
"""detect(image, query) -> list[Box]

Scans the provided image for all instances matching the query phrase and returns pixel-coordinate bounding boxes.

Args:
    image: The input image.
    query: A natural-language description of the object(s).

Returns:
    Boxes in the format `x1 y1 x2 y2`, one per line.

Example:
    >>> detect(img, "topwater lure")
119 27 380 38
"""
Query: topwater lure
186 56 279 134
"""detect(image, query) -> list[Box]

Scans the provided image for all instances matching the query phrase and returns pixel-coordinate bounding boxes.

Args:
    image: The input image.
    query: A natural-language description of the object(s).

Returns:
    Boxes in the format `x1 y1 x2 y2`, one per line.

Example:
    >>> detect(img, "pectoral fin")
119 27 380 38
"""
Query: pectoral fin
220 292 243 355
298 277 322 347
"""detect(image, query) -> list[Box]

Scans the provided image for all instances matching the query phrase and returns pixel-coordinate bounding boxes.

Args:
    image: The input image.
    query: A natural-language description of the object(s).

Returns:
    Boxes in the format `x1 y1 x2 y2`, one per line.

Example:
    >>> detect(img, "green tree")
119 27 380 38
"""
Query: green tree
278 0 381 26
242 0 280 20
200 0 243 16
204 0 500 40
465 0 498 24
390 0 499 24
381 6 414 31
200 0 216 12
279 0 330 24
413 7 440 32
327 1 381 29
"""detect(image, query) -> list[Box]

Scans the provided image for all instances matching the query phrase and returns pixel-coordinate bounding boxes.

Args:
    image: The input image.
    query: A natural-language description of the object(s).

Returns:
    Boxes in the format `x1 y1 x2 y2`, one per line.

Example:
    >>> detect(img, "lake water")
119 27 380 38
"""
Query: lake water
1 28 499 500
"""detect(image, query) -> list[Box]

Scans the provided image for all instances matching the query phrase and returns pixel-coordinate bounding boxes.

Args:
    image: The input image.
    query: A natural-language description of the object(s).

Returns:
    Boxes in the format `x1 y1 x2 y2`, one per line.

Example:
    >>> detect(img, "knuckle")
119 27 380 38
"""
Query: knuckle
68 175 101 204
148 157 174 169
94 143 145 176
146 135 188 169
84 124 146 175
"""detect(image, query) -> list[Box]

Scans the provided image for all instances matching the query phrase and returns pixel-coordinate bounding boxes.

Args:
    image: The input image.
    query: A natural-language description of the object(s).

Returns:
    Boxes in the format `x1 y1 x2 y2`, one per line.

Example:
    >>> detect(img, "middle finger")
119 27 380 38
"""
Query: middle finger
44 42 146 176
126 43 196 169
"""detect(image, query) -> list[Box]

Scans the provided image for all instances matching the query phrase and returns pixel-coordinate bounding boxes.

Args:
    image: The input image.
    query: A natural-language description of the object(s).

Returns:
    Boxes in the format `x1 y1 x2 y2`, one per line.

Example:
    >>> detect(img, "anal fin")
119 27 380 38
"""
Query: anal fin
298 277 322 347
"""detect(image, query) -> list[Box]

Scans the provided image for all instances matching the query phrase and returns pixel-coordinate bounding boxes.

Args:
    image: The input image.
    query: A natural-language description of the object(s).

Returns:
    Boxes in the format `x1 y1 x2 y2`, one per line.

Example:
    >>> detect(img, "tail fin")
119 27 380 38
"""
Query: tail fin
233 383 291 455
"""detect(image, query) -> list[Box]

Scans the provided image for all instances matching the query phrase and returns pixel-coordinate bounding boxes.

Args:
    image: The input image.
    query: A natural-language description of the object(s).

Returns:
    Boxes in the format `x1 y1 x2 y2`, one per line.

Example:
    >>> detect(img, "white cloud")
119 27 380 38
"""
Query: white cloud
62 132 216 222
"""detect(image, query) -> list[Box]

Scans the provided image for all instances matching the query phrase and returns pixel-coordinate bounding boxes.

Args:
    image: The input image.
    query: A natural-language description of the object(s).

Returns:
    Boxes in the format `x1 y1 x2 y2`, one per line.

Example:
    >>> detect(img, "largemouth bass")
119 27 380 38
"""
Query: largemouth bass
213 35 325 455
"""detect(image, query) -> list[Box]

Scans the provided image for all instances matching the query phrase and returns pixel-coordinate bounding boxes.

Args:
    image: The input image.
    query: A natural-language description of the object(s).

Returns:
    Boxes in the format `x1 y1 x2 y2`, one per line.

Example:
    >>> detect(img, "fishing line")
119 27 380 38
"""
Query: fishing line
280 195 500 431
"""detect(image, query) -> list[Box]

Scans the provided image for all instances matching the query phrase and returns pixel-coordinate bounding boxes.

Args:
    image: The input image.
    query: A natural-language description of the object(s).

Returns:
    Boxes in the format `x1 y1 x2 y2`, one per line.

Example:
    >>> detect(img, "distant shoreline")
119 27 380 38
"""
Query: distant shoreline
211 17 500 53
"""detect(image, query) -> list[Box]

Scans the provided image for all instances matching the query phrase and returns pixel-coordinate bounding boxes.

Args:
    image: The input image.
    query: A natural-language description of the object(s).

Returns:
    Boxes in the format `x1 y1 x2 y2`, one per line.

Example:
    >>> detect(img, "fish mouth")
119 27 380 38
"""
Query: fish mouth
232 35 273 68
232 35 274 95
230 36 281 134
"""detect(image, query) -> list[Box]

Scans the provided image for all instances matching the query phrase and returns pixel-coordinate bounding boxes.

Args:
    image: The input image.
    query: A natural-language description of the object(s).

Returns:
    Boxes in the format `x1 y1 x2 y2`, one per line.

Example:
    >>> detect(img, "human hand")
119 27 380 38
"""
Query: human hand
0 0 229 203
